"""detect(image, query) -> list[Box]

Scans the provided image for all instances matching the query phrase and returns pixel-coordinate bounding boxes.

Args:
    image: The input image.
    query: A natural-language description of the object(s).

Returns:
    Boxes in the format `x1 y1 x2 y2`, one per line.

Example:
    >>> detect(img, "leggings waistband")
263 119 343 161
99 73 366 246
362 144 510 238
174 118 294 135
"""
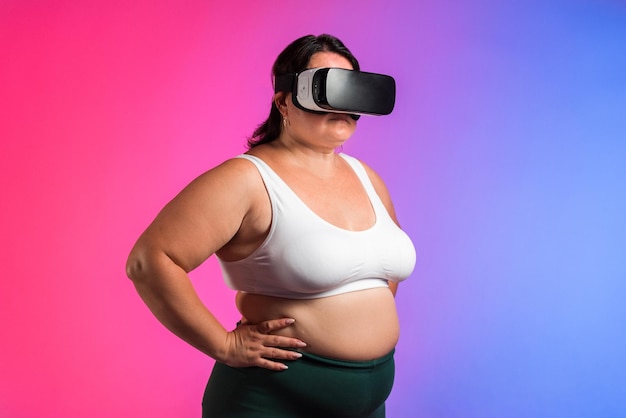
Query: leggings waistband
298 349 395 369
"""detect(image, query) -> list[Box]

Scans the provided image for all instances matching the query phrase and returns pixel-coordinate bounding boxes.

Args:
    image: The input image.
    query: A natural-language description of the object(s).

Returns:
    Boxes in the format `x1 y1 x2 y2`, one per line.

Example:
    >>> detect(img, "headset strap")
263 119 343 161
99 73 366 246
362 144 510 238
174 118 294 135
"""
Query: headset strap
274 73 296 93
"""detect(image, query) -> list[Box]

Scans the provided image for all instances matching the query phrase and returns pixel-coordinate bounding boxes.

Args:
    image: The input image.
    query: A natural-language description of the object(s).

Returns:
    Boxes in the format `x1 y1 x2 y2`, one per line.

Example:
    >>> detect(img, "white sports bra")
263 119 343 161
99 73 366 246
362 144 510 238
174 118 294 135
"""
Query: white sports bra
217 153 416 299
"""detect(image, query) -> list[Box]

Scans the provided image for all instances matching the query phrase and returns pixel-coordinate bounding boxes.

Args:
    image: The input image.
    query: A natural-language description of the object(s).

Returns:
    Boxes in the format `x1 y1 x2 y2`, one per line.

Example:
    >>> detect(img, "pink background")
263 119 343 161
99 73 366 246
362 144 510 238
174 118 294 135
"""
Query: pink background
2 1 625 417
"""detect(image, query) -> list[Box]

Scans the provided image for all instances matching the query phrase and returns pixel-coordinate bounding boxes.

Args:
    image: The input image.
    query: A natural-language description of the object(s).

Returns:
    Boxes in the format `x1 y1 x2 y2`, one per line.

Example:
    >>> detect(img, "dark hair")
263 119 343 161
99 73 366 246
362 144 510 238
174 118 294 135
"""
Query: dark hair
247 34 360 149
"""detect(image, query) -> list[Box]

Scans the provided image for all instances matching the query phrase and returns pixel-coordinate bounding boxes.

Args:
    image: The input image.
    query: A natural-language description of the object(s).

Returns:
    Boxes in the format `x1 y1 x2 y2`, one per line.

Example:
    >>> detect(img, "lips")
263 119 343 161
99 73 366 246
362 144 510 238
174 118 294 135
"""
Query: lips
329 114 352 123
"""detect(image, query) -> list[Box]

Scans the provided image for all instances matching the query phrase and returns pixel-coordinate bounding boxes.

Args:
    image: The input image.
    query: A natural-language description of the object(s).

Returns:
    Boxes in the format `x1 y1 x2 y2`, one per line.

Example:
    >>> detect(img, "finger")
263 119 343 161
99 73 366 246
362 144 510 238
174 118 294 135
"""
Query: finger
262 346 304 361
257 317 296 334
257 358 290 371
263 334 307 349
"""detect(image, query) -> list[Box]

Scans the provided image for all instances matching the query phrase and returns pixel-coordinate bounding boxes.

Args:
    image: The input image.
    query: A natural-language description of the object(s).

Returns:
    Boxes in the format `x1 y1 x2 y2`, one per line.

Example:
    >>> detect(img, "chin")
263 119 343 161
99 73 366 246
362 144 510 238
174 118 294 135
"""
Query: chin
331 133 354 146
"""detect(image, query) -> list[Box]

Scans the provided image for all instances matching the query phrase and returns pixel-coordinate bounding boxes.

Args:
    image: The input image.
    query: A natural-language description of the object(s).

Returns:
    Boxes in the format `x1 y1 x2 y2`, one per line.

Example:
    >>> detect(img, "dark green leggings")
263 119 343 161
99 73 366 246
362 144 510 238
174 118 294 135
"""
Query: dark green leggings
202 350 395 418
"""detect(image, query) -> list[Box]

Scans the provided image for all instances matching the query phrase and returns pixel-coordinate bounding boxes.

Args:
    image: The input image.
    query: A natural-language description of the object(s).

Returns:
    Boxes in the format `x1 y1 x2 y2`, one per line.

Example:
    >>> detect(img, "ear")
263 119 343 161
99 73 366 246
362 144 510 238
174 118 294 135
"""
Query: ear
273 92 289 116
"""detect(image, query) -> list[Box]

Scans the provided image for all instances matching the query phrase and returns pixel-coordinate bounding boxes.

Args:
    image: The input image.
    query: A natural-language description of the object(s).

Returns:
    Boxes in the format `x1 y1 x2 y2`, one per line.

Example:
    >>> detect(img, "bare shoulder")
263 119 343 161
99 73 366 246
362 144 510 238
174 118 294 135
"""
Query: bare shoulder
351 158 392 201
167 155 268 237
352 157 400 224
136 155 267 271
187 155 262 193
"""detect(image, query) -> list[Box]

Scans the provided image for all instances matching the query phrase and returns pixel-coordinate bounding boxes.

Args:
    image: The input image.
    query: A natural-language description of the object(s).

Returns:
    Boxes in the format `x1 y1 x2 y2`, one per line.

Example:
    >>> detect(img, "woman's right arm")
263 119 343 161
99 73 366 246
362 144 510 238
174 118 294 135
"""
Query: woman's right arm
126 158 305 370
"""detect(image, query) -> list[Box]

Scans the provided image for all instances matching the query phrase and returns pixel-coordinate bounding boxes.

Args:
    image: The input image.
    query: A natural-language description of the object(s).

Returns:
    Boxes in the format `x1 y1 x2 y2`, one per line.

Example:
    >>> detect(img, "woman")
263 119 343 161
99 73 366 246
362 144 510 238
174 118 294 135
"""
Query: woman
126 34 416 417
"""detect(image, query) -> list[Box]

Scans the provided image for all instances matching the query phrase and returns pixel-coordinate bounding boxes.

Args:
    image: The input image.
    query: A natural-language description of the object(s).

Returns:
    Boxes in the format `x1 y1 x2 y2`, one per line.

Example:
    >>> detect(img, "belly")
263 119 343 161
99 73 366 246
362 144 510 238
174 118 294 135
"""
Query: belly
236 287 400 361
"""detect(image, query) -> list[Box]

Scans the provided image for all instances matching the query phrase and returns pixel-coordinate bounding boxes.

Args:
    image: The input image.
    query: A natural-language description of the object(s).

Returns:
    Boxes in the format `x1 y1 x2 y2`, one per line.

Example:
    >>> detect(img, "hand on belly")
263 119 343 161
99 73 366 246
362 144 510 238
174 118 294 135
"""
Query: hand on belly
222 317 307 371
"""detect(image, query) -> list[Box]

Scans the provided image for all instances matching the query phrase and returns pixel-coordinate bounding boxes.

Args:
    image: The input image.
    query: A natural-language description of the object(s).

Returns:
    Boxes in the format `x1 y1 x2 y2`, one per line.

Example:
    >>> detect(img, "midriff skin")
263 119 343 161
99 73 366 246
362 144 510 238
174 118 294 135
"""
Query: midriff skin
236 287 399 361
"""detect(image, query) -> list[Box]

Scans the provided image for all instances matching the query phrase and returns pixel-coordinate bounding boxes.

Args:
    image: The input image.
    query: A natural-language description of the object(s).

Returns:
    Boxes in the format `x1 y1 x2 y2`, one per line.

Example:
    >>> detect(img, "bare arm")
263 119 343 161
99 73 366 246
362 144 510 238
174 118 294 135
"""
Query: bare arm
126 158 305 370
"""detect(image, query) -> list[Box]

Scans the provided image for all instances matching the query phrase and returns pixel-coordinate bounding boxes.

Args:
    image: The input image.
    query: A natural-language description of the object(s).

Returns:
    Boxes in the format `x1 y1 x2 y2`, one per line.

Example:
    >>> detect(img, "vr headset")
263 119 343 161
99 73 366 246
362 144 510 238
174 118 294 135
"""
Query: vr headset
274 68 396 119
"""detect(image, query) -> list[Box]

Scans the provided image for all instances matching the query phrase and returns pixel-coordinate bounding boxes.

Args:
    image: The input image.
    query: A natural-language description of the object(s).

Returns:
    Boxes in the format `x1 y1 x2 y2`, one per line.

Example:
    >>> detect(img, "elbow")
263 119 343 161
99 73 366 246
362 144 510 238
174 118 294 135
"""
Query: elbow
126 242 174 287
126 254 141 283
126 244 153 285
126 251 144 284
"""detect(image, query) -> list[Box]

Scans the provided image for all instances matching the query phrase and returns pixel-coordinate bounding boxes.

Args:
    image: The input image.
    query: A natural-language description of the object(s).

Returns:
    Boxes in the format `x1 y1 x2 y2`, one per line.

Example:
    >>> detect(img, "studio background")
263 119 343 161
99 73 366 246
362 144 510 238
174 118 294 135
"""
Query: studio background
1 1 625 417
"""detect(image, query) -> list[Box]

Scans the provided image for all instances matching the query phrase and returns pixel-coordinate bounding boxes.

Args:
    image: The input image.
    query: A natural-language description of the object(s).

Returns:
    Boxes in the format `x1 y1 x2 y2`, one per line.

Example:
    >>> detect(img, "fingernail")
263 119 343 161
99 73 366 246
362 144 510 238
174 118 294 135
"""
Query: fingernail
293 352 303 358
280 364 289 370
297 341 307 347
285 318 296 324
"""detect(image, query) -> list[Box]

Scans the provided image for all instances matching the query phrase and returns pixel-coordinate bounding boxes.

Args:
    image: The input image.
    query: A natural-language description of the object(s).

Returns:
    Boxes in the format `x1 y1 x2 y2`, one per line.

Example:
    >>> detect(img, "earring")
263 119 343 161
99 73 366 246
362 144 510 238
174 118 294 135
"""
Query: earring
283 117 287 128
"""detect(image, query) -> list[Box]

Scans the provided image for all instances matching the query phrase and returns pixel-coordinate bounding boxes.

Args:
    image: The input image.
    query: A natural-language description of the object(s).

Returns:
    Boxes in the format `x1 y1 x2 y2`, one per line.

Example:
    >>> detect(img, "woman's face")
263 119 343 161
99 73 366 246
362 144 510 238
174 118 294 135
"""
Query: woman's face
279 51 357 151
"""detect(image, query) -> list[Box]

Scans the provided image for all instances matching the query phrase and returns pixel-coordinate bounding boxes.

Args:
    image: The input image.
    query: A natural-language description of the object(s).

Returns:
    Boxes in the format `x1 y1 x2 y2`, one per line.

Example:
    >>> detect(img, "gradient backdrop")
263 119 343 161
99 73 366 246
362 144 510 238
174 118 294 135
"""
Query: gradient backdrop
1 1 625 417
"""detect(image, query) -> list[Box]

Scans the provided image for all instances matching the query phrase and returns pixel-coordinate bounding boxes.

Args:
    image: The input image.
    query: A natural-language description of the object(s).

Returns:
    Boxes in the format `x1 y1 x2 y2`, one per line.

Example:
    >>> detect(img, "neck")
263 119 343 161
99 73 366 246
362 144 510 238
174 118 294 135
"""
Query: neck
269 138 344 177
274 130 346 155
